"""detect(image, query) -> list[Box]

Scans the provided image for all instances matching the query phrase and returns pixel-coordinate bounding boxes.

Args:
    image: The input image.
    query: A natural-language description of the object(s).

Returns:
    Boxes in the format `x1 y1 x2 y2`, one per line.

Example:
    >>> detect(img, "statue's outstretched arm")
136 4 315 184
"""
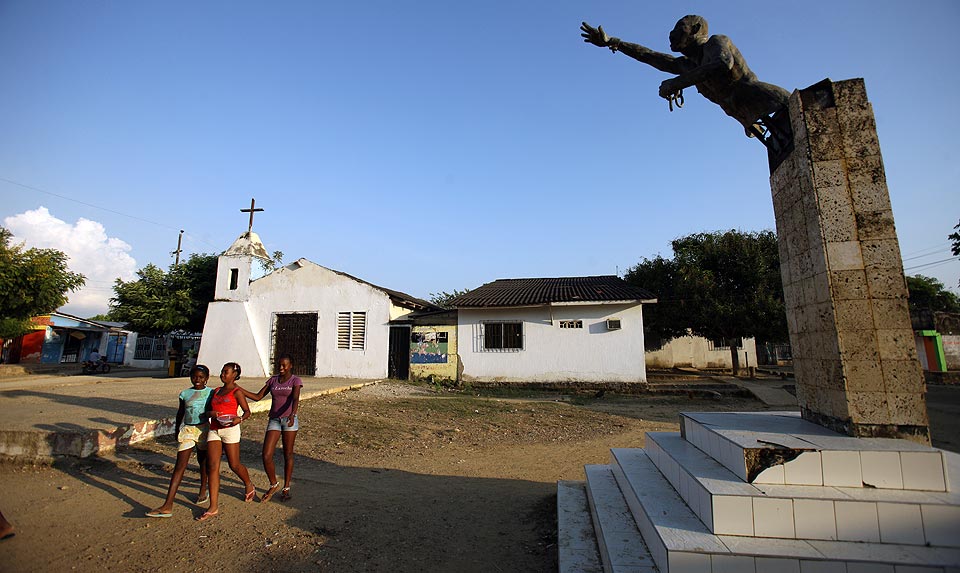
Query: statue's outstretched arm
657 39 732 98
659 60 728 97
580 22 688 75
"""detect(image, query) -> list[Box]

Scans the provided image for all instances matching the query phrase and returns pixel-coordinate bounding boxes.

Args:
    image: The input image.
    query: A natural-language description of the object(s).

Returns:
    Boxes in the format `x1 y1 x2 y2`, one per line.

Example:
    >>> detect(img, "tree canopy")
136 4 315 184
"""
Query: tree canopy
0 227 86 338
429 289 470 309
625 229 787 372
950 220 960 258
950 220 960 288
906 274 960 314
109 253 217 334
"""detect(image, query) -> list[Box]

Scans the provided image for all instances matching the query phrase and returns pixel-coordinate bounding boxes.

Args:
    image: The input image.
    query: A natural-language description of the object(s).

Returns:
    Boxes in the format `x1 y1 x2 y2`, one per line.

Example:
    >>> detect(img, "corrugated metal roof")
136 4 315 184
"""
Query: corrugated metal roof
448 276 656 308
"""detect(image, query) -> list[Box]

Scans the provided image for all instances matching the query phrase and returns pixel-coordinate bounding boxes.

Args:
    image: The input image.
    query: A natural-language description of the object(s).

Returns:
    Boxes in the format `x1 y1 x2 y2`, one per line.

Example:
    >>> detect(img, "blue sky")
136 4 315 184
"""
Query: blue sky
1 1 958 316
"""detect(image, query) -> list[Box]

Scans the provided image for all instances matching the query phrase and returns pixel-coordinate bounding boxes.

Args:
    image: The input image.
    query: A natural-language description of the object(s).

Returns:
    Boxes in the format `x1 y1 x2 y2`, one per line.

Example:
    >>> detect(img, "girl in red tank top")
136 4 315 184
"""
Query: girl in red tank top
197 362 255 521
210 385 241 430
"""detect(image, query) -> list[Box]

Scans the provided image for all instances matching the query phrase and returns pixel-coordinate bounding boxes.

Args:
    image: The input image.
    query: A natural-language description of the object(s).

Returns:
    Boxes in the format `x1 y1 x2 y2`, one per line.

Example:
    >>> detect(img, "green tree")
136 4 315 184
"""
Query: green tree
950 220 960 288
429 289 470 309
0 227 86 338
110 253 218 334
262 250 284 272
622 254 689 344
906 275 960 313
625 229 787 374
950 220 960 257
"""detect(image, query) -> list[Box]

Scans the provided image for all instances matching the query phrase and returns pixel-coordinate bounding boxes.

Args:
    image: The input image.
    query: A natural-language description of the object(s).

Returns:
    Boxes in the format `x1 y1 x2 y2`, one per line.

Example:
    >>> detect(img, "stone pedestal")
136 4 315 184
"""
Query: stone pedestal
769 79 930 444
558 411 960 572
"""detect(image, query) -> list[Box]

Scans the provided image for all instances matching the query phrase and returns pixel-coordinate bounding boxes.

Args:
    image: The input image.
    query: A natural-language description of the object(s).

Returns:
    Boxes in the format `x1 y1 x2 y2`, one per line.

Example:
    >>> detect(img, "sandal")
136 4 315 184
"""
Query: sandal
244 488 256 502
196 510 218 522
196 493 209 504
145 509 173 518
279 487 291 502
260 482 281 503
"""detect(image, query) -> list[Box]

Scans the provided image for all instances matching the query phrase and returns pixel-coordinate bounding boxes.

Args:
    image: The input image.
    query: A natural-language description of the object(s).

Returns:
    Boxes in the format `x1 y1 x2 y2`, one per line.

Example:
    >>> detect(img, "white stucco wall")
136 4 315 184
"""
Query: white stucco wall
215 254 253 302
198 260 408 379
457 303 647 383
645 335 758 370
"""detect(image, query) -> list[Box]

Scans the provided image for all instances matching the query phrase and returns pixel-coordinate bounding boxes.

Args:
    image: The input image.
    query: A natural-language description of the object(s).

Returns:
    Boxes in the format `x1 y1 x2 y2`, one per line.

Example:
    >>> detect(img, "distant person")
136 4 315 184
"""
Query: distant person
0 510 13 540
197 362 256 521
241 354 302 502
83 348 102 368
146 365 214 518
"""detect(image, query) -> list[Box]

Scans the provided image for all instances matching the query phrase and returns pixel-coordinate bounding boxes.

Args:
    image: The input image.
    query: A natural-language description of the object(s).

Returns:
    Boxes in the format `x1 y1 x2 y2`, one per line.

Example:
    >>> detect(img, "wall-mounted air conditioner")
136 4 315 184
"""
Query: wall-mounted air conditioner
606 318 622 330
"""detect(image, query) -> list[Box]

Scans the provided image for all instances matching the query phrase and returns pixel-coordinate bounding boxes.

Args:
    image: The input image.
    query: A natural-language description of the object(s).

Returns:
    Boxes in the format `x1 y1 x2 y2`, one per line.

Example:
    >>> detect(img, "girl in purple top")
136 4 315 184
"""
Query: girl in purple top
241 354 302 502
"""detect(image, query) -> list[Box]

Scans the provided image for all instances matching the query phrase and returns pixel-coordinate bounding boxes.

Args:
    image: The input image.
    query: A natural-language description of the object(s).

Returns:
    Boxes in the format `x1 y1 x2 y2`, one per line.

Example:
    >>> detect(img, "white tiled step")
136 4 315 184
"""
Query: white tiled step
558 480 603 573
609 448 960 572
681 411 948 491
584 464 658 572
646 432 960 547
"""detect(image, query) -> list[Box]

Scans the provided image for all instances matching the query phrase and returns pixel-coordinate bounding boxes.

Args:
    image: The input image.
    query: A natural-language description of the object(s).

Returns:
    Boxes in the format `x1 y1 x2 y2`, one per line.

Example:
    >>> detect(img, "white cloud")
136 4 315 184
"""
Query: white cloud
4 207 138 318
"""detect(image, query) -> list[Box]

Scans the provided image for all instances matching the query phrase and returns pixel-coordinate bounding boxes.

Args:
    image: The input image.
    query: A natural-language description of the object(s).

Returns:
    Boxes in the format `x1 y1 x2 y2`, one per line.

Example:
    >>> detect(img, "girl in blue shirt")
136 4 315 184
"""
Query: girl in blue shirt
146 365 215 518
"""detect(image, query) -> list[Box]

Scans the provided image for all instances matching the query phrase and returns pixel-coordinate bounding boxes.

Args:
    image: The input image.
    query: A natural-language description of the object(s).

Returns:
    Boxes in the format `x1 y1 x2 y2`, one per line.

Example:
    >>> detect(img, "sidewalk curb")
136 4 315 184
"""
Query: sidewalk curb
0 381 378 460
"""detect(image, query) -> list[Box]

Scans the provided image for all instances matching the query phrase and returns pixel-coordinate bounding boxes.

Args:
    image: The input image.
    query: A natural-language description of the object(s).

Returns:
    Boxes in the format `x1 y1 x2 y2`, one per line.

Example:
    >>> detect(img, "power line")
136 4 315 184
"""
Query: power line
902 241 952 258
904 256 959 271
0 176 220 250
902 247 952 262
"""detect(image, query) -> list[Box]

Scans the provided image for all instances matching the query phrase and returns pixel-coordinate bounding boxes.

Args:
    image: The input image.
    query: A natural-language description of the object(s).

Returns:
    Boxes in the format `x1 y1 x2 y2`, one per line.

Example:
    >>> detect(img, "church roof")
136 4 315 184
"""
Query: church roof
448 276 657 308
290 258 440 312
223 231 269 260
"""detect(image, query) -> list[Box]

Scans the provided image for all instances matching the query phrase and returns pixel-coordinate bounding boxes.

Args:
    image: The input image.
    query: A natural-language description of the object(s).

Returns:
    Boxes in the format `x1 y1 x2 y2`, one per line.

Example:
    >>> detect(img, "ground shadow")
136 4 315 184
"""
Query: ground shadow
2 389 172 427
29 432 559 573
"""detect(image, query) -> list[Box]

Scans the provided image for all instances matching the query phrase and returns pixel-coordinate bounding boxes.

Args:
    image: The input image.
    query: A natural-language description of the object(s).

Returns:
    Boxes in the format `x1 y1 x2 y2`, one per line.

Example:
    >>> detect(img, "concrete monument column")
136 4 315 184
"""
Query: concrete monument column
770 79 930 443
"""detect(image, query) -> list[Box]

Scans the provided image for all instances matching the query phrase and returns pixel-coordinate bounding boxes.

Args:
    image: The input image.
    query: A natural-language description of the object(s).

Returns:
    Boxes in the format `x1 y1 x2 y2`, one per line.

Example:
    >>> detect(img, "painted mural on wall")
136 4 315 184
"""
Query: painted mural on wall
410 331 448 364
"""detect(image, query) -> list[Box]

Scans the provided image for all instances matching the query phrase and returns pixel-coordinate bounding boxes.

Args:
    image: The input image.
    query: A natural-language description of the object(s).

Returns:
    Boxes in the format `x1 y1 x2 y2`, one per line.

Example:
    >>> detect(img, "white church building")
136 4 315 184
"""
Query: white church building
197 231 435 379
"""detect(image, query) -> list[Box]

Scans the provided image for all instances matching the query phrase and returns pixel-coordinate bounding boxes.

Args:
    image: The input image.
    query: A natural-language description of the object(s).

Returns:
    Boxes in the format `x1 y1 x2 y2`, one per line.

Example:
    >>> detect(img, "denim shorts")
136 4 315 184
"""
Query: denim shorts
266 415 299 432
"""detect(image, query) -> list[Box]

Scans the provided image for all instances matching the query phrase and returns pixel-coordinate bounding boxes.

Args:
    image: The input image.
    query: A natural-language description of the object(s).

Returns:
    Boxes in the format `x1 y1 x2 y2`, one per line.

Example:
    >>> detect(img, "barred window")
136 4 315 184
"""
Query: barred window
134 336 166 360
483 322 523 351
558 320 582 329
337 311 366 350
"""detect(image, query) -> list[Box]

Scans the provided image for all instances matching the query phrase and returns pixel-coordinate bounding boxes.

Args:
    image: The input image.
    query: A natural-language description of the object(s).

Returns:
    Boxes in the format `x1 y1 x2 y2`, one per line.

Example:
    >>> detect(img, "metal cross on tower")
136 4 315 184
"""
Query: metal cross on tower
240 198 264 233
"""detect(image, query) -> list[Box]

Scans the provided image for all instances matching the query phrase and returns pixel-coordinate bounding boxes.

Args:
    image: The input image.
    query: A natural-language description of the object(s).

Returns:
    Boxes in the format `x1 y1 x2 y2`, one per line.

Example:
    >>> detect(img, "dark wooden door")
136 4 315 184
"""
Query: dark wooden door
388 326 410 380
274 313 318 377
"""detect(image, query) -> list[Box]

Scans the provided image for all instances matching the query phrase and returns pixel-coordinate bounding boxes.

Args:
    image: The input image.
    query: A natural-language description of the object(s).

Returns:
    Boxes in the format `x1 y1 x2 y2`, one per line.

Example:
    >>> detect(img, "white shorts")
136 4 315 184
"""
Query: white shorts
207 424 241 444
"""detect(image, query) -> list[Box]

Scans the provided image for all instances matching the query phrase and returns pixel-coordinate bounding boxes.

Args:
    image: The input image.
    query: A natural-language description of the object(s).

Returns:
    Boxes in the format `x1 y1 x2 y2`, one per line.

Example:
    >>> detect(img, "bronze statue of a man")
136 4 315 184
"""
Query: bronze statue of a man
581 15 791 149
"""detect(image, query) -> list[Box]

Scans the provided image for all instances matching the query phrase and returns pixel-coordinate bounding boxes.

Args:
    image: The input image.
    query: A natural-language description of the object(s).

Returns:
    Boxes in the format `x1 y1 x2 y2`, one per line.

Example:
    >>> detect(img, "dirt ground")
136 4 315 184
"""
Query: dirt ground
0 382 956 573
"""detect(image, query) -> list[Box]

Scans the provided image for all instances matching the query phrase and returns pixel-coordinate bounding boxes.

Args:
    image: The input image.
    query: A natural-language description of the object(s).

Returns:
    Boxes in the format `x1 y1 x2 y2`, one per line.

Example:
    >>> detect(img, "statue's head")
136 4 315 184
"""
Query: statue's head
669 15 708 52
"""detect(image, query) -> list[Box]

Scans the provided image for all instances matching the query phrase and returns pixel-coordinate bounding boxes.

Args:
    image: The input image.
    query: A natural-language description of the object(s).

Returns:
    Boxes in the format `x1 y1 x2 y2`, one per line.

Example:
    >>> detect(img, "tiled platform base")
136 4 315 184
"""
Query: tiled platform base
557 411 960 573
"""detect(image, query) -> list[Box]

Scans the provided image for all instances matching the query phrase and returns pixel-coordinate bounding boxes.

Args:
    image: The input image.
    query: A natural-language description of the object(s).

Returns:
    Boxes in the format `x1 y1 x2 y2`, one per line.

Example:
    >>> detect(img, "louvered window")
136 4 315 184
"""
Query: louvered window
337 311 366 350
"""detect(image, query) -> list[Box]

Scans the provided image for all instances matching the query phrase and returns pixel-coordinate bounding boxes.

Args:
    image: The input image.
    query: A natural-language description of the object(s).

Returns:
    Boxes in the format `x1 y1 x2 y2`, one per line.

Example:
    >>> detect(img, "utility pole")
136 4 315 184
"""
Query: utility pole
174 230 184 267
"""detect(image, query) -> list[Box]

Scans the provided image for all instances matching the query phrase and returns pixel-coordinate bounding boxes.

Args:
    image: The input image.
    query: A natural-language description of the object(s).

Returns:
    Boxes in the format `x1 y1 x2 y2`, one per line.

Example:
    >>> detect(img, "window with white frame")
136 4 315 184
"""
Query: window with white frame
482 321 523 350
337 311 366 350
558 320 582 329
